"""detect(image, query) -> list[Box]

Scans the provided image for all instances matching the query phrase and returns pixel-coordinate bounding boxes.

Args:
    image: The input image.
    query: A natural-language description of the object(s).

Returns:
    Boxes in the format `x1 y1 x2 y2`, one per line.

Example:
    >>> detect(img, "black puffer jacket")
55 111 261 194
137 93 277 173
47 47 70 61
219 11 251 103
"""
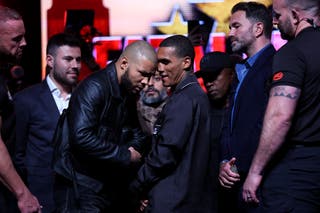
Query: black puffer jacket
64 62 145 191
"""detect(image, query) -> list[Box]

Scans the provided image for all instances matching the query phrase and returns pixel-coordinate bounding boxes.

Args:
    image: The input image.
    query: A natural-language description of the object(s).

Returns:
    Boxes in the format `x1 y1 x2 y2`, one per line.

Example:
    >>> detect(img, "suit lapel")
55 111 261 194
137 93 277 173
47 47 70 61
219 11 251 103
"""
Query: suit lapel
232 45 276 129
39 80 60 118
240 45 275 89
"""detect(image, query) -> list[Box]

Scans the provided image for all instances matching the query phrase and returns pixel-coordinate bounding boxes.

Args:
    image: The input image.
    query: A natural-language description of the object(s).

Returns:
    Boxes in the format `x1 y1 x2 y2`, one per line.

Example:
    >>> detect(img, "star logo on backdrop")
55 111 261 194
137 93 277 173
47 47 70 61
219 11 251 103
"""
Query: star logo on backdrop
151 4 188 35
195 0 272 33
152 0 272 35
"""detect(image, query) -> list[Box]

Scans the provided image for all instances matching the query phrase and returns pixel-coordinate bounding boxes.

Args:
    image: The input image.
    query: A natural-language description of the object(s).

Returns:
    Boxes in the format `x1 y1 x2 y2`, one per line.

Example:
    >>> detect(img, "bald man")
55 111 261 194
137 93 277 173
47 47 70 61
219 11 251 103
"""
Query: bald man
0 6 41 213
53 40 157 212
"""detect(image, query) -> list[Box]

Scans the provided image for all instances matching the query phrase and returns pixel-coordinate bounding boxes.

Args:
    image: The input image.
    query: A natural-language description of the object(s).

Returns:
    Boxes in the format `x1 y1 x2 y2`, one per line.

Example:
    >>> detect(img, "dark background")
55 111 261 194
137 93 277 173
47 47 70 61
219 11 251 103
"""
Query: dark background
1 0 42 85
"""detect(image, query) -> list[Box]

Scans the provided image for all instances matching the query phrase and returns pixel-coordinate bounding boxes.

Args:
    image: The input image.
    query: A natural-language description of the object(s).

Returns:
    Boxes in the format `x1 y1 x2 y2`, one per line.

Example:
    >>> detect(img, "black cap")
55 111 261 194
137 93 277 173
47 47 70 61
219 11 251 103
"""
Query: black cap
196 51 233 79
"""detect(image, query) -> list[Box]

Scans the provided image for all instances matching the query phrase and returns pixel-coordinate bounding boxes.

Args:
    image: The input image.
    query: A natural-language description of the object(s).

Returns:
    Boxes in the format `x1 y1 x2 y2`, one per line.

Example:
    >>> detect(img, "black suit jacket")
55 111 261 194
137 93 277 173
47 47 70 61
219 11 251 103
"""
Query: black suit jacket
14 79 60 213
221 44 276 174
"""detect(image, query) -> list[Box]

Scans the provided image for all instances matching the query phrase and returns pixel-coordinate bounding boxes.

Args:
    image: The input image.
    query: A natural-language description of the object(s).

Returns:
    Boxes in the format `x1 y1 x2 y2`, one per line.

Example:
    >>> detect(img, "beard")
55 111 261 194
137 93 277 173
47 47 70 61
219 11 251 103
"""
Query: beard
121 68 134 94
279 18 295 41
230 27 255 53
141 88 167 106
279 30 294 41
231 36 254 54
53 69 79 88
0 52 20 65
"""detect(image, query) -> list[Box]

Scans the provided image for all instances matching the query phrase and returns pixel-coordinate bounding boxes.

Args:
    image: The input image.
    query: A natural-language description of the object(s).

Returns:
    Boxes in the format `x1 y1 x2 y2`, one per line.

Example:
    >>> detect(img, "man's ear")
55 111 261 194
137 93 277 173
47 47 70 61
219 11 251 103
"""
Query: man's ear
120 56 129 71
182 56 192 70
46 54 54 68
254 22 264 37
291 9 300 25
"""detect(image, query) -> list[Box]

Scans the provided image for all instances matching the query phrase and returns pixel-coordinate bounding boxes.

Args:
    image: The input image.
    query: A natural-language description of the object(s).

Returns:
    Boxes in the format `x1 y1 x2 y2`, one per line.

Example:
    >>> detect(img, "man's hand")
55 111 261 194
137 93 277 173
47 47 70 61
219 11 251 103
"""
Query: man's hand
128 146 142 163
17 188 42 213
218 157 240 188
242 172 262 204
138 199 148 212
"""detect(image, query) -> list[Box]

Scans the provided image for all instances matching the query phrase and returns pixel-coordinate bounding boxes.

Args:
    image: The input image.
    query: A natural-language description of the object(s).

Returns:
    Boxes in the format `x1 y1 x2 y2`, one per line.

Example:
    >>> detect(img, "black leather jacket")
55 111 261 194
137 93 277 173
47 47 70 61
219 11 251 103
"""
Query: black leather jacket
62 62 145 191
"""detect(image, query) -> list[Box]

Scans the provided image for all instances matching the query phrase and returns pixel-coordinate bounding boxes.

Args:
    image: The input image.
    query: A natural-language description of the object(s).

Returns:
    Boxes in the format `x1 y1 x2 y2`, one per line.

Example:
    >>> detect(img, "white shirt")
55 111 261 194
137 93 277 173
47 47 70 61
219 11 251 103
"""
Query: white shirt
46 75 71 114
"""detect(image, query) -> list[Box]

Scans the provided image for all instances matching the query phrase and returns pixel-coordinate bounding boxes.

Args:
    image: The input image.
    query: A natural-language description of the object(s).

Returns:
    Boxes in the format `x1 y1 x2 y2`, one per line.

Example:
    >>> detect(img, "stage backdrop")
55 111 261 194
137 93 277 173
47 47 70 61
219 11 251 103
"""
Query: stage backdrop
41 0 286 78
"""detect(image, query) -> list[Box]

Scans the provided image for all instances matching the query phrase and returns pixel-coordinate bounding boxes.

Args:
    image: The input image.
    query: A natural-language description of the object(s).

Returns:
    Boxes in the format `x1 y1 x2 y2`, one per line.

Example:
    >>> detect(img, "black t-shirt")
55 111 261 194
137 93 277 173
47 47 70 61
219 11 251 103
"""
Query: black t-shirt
0 75 11 116
271 27 320 143
0 74 15 153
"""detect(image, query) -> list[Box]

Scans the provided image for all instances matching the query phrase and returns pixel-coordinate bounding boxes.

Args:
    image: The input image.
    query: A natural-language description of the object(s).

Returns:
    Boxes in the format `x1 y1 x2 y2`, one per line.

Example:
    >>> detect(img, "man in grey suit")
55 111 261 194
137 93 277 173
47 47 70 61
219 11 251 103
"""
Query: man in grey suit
14 33 81 213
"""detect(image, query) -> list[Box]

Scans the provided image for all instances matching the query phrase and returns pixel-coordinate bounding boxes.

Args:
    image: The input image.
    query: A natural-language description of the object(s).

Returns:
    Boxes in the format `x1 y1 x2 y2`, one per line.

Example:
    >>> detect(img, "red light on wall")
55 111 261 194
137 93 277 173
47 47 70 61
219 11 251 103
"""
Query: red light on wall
124 36 144 47
92 36 123 68
146 35 171 50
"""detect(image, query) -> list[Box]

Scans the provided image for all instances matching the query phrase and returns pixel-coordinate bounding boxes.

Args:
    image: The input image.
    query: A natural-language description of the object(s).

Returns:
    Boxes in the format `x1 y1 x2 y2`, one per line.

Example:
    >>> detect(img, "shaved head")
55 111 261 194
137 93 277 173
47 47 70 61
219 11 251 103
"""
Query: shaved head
115 40 157 94
0 6 22 23
121 40 157 64
0 6 26 63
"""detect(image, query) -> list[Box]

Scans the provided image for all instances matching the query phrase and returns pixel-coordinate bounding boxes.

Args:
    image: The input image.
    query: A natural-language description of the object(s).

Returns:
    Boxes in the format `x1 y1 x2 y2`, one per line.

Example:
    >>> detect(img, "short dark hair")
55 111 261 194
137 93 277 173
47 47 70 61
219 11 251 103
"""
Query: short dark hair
159 35 195 70
46 33 81 56
231 1 273 39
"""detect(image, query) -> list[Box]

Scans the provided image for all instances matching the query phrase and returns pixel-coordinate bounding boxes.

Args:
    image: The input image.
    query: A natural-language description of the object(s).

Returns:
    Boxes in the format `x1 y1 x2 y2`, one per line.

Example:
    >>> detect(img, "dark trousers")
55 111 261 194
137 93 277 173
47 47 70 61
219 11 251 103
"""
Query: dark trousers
262 145 320 213
54 174 108 213
54 174 137 213
0 184 19 213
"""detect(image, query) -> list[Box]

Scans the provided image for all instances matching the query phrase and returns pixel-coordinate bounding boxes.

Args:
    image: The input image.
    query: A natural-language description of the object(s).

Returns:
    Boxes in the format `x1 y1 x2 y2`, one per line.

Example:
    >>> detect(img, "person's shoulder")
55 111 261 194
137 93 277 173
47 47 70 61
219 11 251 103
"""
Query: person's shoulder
184 80 207 96
72 71 112 103
13 83 45 110
256 44 276 61
274 41 299 60
76 70 105 89
14 82 43 99
80 65 112 85
176 84 209 106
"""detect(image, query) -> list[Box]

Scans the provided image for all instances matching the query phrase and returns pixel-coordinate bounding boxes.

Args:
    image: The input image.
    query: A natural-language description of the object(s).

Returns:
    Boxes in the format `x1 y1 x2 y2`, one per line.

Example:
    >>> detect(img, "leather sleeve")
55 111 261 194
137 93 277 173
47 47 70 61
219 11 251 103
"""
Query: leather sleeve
68 78 131 166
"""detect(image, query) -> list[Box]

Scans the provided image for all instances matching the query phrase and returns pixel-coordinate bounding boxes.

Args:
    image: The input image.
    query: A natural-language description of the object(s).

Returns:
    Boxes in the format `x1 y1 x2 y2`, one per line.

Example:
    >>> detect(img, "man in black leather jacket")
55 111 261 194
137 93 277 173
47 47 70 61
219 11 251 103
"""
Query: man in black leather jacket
54 40 157 212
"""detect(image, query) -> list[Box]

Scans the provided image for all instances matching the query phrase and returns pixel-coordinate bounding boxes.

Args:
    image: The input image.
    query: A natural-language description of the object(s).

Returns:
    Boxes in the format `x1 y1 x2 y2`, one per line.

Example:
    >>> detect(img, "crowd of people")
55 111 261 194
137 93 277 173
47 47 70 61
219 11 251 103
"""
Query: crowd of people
0 0 319 212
